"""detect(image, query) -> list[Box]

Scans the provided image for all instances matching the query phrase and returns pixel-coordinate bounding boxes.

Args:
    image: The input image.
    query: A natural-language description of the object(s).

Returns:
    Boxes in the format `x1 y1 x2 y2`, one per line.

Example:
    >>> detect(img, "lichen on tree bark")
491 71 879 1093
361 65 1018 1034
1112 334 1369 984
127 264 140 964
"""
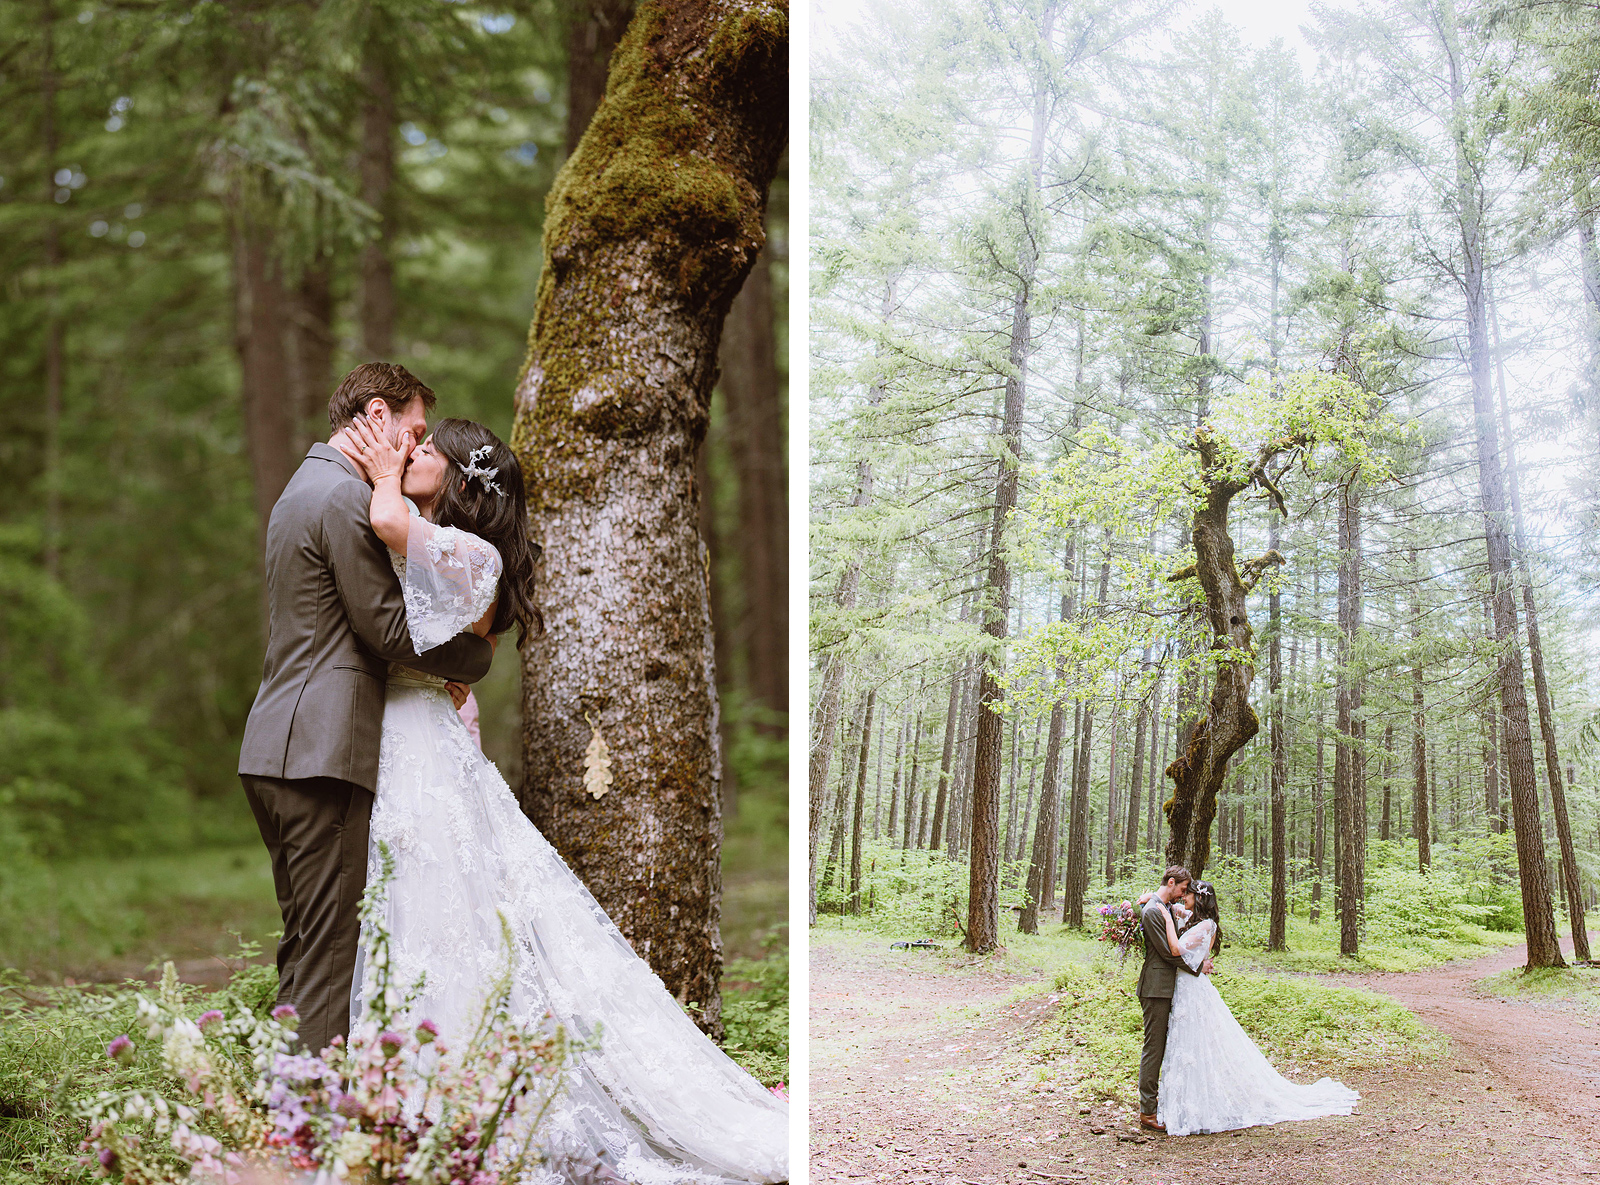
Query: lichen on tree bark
511 0 786 1038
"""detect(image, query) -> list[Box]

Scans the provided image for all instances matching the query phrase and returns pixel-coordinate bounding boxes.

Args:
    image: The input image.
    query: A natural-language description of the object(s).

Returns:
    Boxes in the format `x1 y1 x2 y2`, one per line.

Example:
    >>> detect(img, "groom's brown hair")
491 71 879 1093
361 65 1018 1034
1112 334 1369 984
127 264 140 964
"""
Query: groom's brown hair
1162 865 1192 887
328 362 436 432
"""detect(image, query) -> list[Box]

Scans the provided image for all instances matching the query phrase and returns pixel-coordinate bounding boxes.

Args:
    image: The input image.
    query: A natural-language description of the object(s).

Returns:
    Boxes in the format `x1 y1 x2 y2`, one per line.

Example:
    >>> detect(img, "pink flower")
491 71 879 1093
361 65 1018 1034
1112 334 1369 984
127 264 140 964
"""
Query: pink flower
197 1010 224 1030
415 1019 440 1045
769 1083 788 1100
106 1034 135 1066
379 1030 405 1057
272 1004 299 1024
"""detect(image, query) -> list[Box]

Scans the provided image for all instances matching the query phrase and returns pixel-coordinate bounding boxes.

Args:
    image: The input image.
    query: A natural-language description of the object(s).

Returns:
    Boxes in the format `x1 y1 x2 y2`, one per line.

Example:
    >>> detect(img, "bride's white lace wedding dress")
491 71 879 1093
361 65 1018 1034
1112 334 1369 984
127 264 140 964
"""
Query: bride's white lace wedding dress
352 515 787 1184
1158 915 1359 1136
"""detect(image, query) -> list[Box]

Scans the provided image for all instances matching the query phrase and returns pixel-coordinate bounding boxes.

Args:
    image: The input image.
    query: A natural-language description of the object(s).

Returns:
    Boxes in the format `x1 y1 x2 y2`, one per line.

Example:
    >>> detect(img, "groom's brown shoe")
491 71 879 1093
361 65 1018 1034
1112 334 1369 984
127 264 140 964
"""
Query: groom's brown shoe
1139 1114 1166 1132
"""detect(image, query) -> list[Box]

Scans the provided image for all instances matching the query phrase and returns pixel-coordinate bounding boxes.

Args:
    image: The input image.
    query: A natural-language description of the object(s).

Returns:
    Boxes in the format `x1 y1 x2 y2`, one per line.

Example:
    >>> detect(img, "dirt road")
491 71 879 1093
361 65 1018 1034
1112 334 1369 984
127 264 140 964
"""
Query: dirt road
809 928 1600 1185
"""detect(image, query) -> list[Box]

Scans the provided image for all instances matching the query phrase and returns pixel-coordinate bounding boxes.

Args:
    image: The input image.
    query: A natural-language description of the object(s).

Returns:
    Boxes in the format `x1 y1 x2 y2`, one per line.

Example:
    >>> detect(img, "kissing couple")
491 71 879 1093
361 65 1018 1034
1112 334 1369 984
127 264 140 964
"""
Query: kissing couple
237 363 786 1183
1135 865 1359 1136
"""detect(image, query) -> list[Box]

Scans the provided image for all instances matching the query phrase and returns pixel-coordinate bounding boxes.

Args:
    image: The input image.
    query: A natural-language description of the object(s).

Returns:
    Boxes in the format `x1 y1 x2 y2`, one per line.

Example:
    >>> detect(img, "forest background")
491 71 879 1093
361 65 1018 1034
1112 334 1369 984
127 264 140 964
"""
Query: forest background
809 0 1600 970
0 0 789 1030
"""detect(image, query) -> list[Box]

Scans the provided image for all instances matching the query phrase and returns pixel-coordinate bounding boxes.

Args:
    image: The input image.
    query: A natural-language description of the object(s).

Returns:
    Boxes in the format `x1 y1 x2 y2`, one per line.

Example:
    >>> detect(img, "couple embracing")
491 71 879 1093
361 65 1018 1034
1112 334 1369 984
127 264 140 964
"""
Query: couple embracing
237 364 786 1184
1135 865 1359 1137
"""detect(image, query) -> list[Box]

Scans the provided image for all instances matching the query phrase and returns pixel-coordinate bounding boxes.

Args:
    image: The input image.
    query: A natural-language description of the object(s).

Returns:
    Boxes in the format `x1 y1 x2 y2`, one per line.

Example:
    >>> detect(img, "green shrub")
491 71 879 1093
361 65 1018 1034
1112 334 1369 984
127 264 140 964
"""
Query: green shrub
0 536 189 862
720 948 789 1087
1040 955 1441 1107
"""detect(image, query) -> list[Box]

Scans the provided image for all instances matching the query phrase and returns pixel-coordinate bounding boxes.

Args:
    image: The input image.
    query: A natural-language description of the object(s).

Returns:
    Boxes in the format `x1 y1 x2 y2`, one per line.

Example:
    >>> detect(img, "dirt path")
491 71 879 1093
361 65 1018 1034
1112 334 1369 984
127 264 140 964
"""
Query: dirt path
810 929 1600 1185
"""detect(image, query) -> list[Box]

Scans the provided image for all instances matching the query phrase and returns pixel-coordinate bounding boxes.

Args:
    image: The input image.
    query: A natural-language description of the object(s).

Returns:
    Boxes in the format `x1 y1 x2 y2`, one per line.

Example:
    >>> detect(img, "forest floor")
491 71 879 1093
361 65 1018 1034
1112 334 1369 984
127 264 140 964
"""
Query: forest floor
810 923 1600 1185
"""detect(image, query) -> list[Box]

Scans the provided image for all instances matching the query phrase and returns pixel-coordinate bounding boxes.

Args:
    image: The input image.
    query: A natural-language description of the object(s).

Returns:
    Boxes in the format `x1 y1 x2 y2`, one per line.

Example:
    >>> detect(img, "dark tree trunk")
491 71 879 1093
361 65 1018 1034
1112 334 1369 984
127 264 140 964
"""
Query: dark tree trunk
566 0 636 154
719 242 787 717
1311 567 1325 921
514 0 787 1035
886 715 905 843
288 260 335 456
1268 511 1288 952
1482 594 1502 834
1163 428 1289 880
41 0 63 577
849 689 875 915
1492 295 1591 962
929 666 961 853
1065 548 1110 925
1435 0 1562 970
1021 551 1074 934
359 45 395 359
903 710 923 851
233 220 298 555
1334 479 1362 956
1124 649 1152 875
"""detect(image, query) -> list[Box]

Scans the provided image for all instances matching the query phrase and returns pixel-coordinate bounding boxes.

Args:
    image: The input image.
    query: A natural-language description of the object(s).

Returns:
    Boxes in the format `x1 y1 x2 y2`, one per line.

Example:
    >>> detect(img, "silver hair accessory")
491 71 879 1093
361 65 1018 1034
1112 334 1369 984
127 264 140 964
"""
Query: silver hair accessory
460 444 506 496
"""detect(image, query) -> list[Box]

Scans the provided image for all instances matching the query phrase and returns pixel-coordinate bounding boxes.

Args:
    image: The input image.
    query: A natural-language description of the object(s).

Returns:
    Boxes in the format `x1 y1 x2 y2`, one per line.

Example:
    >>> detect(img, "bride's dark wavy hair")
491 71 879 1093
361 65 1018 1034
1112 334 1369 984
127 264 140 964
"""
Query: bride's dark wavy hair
1189 880 1224 954
428 418 543 647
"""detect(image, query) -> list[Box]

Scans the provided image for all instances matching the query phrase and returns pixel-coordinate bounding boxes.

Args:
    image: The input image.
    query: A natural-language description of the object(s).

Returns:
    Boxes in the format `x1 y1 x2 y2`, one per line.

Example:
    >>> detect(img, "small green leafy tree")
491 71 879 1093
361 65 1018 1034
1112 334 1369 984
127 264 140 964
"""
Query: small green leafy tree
1009 370 1394 879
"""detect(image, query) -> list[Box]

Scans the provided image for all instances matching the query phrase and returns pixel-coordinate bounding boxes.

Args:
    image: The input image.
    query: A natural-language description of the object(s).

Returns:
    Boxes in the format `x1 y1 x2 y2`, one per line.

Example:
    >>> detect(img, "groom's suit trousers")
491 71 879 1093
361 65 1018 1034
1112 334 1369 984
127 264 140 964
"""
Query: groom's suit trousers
241 773 373 1058
1138 995 1173 1115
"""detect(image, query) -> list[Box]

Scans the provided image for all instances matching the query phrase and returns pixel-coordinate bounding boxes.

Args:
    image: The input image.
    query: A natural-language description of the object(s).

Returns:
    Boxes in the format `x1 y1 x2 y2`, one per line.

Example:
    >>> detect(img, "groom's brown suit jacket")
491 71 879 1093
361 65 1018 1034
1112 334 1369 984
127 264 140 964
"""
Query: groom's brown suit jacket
238 443 493 793
1136 899 1201 999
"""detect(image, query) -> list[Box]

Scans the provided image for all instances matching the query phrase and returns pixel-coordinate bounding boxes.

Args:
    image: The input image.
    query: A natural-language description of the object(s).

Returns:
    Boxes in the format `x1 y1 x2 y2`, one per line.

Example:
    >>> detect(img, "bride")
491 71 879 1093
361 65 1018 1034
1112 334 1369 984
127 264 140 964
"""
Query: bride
1151 882 1359 1137
340 413 787 1184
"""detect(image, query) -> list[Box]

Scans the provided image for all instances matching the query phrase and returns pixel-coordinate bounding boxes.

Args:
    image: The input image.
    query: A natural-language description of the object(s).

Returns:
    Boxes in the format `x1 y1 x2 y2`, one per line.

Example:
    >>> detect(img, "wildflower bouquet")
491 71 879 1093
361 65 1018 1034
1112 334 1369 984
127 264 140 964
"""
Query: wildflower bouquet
1096 900 1144 965
80 846 577 1184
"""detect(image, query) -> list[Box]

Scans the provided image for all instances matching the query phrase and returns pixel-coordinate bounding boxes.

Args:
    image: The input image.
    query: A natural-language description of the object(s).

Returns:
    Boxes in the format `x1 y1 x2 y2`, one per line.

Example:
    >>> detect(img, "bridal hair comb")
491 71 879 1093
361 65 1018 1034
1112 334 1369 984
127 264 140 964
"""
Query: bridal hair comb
460 444 506 496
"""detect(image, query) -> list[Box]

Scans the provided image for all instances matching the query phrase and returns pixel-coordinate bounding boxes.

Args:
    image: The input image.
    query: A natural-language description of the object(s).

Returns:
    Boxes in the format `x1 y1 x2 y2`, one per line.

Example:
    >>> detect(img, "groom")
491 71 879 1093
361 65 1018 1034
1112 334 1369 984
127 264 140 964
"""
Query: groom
1137 865 1211 1132
239 362 494 1056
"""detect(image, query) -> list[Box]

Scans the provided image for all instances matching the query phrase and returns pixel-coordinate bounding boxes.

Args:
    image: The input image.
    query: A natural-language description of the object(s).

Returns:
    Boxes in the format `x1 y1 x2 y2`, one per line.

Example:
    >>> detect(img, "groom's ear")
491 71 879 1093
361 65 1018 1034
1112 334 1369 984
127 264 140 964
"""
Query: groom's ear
364 397 391 429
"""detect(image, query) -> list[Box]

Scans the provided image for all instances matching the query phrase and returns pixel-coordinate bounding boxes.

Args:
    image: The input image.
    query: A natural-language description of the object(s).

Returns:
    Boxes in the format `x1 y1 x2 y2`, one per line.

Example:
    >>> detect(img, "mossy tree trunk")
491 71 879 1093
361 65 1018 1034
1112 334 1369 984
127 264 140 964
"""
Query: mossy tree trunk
1163 427 1292 881
512 0 786 1037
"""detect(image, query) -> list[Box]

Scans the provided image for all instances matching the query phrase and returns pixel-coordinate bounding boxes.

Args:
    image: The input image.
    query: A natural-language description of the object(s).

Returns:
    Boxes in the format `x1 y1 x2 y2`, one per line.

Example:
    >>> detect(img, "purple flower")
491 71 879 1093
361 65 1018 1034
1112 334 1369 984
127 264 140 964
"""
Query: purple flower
106 1034 135 1066
415 1019 440 1045
97 1147 118 1171
379 1030 405 1057
271 1003 299 1024
196 1009 224 1030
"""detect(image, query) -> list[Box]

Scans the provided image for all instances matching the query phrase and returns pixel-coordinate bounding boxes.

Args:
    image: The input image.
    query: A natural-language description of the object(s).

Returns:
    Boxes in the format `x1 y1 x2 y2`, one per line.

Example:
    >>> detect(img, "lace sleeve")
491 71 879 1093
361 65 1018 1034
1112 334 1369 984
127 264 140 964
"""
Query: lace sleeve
401 518 502 653
1178 919 1214 971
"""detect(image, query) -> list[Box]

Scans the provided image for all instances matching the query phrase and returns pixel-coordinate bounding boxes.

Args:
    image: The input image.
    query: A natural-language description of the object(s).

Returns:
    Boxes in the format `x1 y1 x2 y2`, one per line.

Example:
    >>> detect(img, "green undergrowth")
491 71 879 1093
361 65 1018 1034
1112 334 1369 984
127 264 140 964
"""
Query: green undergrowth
0 960 278 1184
721 944 789 1088
0 943 785 1184
1476 962 1600 1015
1232 913 1525 975
0 845 281 983
1033 957 1443 1109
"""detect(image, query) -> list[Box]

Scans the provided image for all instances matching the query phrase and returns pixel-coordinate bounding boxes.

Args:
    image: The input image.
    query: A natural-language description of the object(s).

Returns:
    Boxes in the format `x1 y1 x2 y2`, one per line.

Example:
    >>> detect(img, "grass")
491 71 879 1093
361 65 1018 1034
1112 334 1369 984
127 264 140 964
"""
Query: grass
0 749 789 1179
0 846 280 983
1035 953 1445 1109
1475 962 1600 1015
1230 912 1526 975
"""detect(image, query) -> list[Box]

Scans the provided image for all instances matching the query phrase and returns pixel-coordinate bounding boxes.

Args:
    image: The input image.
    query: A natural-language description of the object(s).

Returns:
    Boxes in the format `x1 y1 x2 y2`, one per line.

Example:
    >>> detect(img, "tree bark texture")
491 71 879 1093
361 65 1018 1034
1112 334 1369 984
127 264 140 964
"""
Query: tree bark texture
513 0 787 1035
1163 426 1287 880
234 220 298 554
1268 511 1288 952
929 665 961 853
1435 0 1562 970
1334 479 1362 955
1021 555 1073 934
718 243 788 716
1491 296 1591 961
566 0 638 154
849 688 875 915
41 0 63 577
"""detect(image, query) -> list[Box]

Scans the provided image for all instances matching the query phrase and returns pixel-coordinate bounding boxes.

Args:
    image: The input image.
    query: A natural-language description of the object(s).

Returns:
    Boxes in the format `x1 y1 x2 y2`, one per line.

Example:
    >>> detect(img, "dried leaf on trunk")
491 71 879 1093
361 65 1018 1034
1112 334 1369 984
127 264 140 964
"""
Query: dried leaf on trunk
583 714 613 800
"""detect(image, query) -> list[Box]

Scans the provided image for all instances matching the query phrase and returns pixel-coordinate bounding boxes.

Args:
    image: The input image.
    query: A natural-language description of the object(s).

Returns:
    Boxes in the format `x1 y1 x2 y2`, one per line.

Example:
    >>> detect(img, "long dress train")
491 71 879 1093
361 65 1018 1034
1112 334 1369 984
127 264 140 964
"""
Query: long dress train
353 518 787 1184
1157 917 1359 1136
